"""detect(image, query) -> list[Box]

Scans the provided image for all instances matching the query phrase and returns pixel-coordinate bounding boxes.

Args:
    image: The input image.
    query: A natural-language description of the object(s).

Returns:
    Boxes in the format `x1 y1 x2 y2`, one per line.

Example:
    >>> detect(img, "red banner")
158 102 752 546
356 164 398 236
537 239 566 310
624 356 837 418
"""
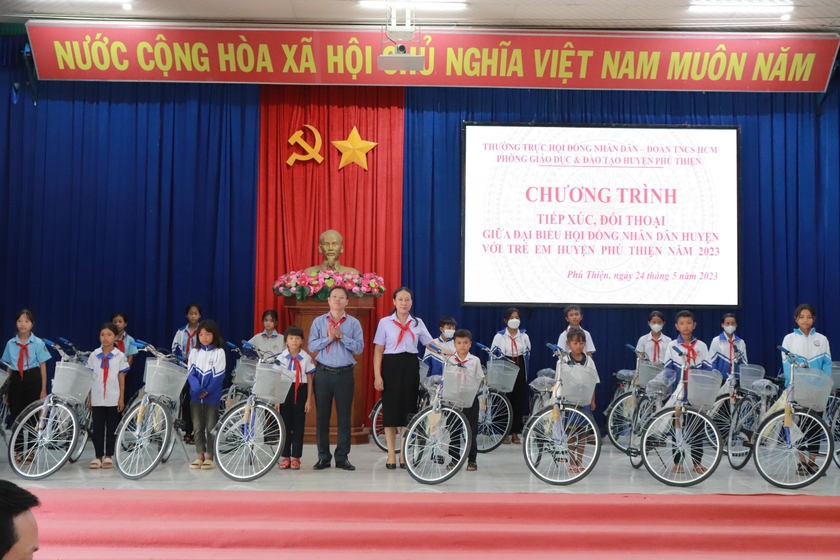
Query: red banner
26 21 839 92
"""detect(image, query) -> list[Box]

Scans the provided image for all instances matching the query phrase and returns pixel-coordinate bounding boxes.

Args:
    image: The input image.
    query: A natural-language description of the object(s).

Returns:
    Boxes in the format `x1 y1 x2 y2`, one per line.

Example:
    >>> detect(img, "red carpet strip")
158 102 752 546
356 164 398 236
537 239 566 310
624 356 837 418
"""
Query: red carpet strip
29 489 840 559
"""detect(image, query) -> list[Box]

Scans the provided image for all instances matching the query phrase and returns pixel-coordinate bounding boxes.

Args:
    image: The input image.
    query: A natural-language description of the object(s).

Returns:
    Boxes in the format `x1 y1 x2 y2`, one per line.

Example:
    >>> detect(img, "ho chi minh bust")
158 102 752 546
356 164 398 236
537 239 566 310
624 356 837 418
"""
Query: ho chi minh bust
304 230 360 275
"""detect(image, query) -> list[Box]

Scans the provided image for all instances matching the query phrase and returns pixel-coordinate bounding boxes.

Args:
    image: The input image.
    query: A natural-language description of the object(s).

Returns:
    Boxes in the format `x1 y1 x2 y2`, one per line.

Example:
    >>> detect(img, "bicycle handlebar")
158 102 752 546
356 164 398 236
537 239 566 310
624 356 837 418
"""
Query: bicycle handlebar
59 337 69 344
43 338 55 347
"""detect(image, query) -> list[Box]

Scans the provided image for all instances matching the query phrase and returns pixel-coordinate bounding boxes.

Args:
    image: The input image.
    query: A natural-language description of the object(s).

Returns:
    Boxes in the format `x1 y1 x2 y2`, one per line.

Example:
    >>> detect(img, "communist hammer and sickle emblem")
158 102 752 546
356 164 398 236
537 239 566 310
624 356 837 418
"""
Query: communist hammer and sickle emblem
286 124 324 166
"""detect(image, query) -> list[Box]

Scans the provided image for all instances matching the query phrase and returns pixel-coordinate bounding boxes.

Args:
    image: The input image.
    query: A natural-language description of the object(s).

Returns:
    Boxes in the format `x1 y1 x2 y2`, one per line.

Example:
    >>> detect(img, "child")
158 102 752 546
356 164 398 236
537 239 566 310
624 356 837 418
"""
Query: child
446 329 484 472
561 328 599 472
2 310 51 426
780 304 831 475
660 310 712 474
186 319 226 470
557 305 595 357
249 310 286 357
423 316 457 378
709 313 748 379
111 311 139 399
276 326 316 470
636 311 672 364
173 303 202 444
86 323 129 469
491 308 531 444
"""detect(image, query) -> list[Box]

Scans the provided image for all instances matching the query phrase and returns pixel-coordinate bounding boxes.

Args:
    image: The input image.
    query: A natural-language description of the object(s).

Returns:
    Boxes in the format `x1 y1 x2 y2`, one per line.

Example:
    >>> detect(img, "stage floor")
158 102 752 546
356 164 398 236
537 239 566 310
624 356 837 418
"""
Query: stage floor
6 435 840 495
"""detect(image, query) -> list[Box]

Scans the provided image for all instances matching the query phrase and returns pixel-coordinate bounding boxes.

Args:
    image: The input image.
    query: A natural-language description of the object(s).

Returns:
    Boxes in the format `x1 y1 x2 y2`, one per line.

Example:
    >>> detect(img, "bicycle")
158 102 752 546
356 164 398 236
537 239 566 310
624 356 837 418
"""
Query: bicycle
369 358 432 454
706 348 748 457
825 362 840 469
402 357 484 484
521 344 601 485
8 338 95 479
213 352 289 482
114 342 189 479
0 364 9 444
474 342 516 453
726 372 781 470
639 347 723 487
750 347 834 489
606 344 663 454
526 366 557 430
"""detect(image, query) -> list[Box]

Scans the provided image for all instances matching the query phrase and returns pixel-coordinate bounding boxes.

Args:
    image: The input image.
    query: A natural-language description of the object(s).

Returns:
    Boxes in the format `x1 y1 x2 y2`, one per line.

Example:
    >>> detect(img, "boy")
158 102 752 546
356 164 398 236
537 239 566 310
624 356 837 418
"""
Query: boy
423 316 457 377
446 329 484 472
557 305 595 357
561 327 599 472
277 326 316 470
709 313 748 379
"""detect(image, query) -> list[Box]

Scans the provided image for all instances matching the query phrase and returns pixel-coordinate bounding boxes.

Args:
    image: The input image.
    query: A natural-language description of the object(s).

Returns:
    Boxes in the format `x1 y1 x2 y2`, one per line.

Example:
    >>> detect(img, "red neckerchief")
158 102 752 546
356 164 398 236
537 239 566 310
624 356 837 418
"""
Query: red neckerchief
728 337 735 374
15 342 29 379
98 351 112 398
509 333 518 358
680 339 699 381
454 356 468 366
289 354 303 404
185 329 197 356
326 315 346 354
652 338 661 363
116 333 127 354
393 319 415 347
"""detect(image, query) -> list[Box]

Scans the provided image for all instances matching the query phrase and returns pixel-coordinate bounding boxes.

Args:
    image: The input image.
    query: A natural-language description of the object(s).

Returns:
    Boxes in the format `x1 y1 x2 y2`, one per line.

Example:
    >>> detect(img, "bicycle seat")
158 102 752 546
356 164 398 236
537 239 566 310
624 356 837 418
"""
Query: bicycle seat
537 368 555 378
750 379 779 398
615 369 635 382
529 377 556 393
646 379 670 394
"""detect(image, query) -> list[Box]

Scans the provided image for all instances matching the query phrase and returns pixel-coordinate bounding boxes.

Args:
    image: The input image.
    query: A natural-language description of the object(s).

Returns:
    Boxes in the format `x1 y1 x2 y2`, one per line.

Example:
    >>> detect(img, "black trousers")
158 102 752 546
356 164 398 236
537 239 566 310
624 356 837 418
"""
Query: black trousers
281 383 308 459
506 356 528 434
314 364 354 463
449 398 479 463
180 386 194 434
8 367 42 420
91 406 120 458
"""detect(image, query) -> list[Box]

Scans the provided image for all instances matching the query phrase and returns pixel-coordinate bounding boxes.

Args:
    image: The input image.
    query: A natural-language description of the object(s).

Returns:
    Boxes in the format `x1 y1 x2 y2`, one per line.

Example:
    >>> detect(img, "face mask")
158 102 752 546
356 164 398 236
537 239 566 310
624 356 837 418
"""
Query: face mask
507 319 521 329
649 324 663 333
443 329 455 339
723 325 737 335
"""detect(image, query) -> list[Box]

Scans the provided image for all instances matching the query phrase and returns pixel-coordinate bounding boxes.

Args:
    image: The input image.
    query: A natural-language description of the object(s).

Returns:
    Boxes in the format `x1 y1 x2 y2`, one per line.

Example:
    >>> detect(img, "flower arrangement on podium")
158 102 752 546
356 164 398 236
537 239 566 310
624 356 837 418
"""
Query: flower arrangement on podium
273 270 386 301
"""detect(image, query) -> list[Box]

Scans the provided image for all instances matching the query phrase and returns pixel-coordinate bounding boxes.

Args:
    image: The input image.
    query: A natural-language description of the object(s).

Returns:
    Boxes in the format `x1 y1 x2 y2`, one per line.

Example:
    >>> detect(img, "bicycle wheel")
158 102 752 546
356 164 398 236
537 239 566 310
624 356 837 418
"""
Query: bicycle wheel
831 403 840 469
628 396 655 469
9 399 78 480
606 392 635 453
728 395 759 470
214 401 285 482
709 394 732 456
370 399 390 453
68 401 91 463
753 408 833 489
522 406 601 485
476 390 512 453
641 406 721 487
404 406 469 484
115 399 171 480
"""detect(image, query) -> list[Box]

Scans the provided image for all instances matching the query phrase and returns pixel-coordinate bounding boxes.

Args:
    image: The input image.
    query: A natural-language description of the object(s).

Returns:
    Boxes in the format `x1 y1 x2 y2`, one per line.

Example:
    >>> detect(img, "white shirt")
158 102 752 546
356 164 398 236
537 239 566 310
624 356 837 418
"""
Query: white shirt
249 330 286 357
491 329 531 358
87 348 130 407
278 349 316 383
445 353 484 380
558 326 596 354
636 332 673 364
781 329 832 384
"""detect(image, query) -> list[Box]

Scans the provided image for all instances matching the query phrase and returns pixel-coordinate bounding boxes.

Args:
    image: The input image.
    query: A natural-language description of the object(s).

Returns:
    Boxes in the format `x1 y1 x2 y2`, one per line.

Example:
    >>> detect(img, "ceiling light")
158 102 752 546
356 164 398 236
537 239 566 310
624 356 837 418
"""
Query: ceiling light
359 1 467 11
122 3 132 9
689 0 794 14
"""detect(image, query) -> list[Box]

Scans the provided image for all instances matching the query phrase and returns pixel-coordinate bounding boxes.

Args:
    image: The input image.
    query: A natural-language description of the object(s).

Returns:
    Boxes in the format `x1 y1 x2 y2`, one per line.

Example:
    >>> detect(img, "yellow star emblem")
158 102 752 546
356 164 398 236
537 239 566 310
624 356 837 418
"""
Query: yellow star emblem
331 127 377 170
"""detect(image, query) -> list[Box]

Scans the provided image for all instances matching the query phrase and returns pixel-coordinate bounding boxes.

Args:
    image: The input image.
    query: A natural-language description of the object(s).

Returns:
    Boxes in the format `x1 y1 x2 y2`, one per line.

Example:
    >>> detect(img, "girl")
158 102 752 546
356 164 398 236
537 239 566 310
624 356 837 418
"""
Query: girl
111 312 138 367
249 310 286 357
373 287 435 469
709 313 748 379
186 319 226 470
173 303 202 444
491 308 531 444
87 323 130 469
276 325 315 470
2 310 51 425
635 311 672 364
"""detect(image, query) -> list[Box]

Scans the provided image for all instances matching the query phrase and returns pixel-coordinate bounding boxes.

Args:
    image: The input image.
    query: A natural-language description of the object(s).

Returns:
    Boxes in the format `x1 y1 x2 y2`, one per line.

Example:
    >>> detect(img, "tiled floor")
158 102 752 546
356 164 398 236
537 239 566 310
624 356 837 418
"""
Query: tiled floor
8 433 840 495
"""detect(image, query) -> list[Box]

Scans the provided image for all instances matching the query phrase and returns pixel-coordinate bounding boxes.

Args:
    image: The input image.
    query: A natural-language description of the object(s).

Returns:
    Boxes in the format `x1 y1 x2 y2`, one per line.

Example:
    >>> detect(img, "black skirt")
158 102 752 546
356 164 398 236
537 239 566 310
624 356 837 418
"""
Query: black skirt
381 352 420 427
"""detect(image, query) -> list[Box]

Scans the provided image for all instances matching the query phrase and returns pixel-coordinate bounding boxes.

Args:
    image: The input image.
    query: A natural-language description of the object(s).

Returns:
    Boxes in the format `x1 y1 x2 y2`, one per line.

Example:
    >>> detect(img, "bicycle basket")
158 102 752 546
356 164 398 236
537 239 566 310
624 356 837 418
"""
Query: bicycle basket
637 363 662 388
418 358 430 379
486 358 519 392
558 363 598 406
144 359 188 402
687 369 722 410
442 363 482 407
232 358 258 389
253 362 295 404
52 362 95 405
737 364 765 388
831 362 840 393
792 369 834 412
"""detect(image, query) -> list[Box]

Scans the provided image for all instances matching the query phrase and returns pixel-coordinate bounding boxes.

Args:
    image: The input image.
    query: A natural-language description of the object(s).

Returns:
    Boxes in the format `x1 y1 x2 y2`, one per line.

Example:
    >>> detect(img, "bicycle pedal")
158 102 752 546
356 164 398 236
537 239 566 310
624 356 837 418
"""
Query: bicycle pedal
434 455 445 464
627 448 640 457
174 419 186 431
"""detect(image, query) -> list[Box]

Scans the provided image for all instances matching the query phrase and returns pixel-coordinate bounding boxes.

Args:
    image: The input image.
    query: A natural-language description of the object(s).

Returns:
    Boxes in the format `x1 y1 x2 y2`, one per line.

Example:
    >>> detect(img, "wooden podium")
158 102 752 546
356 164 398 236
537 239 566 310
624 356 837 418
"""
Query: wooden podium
285 295 375 445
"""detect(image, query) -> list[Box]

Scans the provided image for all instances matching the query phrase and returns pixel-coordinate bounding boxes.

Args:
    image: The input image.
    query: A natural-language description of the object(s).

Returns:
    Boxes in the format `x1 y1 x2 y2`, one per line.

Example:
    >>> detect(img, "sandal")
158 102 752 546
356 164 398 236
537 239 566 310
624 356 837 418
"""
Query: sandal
278 458 291 469
102 457 114 469
290 458 301 470
89 458 102 469
672 464 685 474
189 459 203 469
693 464 707 474
466 462 477 471
201 459 215 470
511 434 521 444
797 464 810 476
501 436 511 444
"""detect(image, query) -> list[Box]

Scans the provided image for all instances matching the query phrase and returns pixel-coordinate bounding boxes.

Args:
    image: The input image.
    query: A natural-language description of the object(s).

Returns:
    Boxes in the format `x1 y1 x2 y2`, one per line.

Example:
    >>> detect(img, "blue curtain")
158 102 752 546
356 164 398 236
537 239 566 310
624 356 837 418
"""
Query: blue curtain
403 80 840 425
0 54 260 390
